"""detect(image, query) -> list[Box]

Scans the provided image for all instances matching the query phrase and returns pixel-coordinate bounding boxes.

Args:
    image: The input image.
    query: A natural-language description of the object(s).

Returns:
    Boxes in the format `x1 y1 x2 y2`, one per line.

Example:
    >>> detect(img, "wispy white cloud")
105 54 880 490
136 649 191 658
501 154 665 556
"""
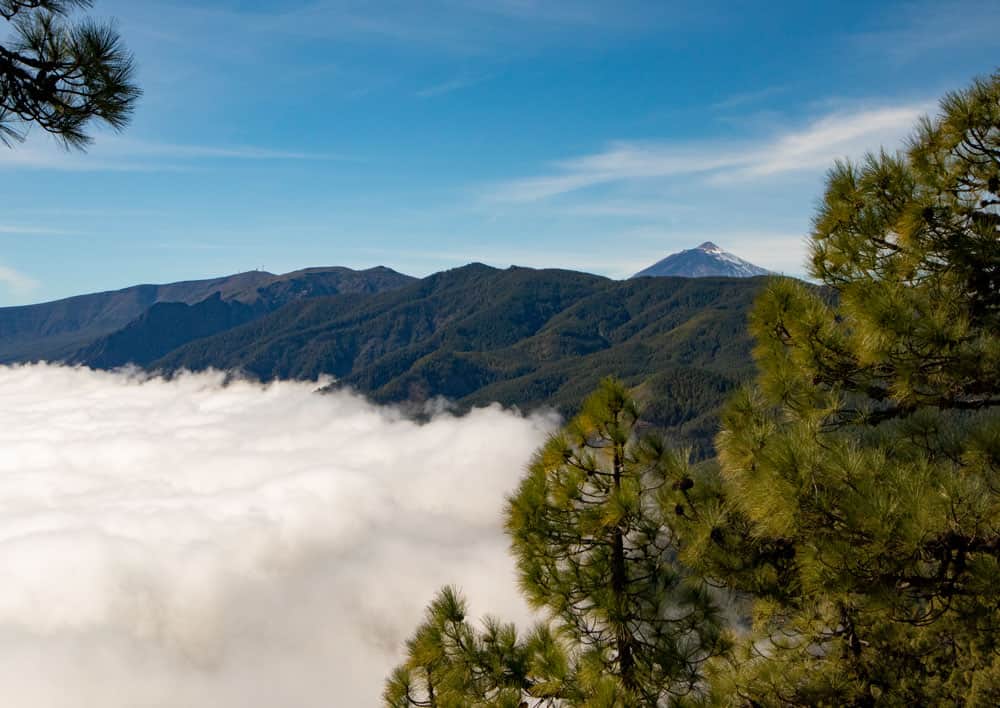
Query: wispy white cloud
488 102 930 202
416 72 493 98
711 84 790 110
449 0 608 24
0 134 334 172
270 0 691 40
1 207 170 218
489 143 735 201
0 225 77 236
720 104 927 180
553 198 695 218
854 0 1000 64
102 0 703 70
0 265 40 296
117 140 333 161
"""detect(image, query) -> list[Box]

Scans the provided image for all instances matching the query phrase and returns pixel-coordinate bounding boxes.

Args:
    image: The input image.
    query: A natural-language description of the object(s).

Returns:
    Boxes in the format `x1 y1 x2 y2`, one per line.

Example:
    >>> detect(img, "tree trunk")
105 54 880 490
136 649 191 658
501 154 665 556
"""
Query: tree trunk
611 440 636 692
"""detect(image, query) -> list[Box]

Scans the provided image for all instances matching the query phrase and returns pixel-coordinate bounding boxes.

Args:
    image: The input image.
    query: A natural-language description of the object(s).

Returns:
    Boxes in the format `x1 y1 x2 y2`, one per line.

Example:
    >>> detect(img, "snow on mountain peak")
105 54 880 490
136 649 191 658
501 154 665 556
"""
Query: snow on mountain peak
632 242 770 279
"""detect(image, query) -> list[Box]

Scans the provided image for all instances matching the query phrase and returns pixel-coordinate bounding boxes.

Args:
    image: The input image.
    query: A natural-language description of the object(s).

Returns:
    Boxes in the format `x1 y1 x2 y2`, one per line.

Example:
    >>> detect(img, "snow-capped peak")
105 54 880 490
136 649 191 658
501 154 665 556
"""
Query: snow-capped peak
632 242 770 279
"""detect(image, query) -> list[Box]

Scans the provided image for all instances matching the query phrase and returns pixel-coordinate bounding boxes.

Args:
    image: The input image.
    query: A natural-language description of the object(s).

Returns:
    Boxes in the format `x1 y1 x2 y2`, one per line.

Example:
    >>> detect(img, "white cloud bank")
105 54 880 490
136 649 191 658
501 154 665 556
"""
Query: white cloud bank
0 364 556 707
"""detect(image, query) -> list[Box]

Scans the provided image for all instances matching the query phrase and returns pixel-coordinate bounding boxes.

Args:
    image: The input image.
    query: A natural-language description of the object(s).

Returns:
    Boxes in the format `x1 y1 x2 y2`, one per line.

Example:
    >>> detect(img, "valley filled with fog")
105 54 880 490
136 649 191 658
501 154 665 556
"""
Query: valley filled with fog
0 364 555 707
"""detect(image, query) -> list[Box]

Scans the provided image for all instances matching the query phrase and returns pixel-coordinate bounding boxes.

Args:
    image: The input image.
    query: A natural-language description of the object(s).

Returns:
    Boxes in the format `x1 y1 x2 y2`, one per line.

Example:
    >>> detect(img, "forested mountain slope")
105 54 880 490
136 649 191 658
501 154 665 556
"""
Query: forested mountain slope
0 262 769 453
156 264 767 453
0 266 414 363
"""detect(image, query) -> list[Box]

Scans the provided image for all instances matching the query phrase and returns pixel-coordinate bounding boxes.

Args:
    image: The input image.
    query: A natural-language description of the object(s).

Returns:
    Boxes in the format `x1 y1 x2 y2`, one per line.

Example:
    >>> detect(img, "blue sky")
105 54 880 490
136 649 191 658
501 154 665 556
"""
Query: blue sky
0 0 998 305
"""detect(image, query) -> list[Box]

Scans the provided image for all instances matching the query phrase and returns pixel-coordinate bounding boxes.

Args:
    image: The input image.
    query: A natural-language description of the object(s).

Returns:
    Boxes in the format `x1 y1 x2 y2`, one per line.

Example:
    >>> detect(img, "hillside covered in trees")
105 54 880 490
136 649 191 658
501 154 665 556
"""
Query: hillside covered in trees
139 266 767 454
0 267 414 363
0 263 768 455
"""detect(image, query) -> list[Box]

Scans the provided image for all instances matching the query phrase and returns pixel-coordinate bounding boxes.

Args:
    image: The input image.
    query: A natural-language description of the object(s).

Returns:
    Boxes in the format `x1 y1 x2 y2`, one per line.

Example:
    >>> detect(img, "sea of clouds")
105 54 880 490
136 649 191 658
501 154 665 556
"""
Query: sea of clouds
0 364 556 707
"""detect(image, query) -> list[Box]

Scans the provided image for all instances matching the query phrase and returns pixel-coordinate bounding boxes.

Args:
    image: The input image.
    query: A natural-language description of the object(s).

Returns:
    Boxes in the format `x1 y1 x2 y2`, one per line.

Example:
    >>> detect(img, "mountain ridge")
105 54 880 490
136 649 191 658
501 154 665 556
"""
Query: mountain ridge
0 266 415 363
149 264 767 453
0 257 778 454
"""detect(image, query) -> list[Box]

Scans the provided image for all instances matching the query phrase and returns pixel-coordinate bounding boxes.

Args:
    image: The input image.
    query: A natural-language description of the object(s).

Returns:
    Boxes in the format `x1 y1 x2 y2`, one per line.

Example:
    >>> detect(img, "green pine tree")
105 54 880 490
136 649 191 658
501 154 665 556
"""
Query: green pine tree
385 379 730 707
508 378 729 705
672 72 1000 705
383 585 550 708
0 0 140 148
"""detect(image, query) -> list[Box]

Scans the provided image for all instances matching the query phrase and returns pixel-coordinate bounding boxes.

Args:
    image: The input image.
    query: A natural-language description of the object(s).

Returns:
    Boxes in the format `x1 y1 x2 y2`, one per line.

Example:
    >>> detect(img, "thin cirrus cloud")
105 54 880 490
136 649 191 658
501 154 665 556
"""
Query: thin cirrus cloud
100 0 706 85
253 0 680 40
416 72 494 98
487 102 930 202
852 0 1000 65
0 265 40 295
0 225 77 235
0 364 555 708
0 134 334 172
710 84 791 111
112 0 672 56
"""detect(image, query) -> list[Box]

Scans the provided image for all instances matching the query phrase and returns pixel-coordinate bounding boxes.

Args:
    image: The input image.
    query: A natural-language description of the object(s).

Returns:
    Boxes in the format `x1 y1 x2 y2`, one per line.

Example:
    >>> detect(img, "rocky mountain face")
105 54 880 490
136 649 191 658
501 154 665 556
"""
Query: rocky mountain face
633 242 770 279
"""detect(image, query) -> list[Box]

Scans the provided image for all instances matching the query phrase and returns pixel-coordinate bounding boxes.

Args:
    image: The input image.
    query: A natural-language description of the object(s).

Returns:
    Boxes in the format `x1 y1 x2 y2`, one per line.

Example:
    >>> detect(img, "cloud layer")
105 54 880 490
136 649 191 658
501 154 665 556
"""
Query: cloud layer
0 365 555 707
